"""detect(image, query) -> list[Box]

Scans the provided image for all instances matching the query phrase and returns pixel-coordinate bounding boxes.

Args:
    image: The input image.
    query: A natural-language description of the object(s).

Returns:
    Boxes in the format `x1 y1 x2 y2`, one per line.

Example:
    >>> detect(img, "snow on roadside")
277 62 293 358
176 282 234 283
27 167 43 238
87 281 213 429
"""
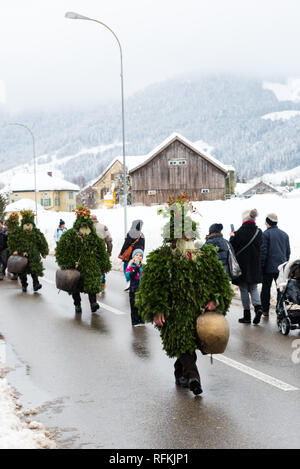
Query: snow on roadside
0 373 56 449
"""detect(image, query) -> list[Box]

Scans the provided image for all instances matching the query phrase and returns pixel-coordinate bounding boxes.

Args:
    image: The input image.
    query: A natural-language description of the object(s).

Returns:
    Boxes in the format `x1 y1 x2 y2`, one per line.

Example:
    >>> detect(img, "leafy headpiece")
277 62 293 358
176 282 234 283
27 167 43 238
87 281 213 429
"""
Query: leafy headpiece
158 193 199 244
20 209 35 226
73 206 94 231
6 212 19 230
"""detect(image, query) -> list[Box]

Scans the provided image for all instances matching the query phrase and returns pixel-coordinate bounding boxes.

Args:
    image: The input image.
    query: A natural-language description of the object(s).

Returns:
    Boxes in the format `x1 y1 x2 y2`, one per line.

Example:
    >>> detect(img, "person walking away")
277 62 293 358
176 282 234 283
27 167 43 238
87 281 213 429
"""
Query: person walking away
260 213 290 318
205 223 230 277
55 207 111 314
125 249 144 326
230 209 263 325
119 219 145 290
54 219 67 244
5 213 20 280
91 214 113 291
0 220 8 280
8 210 49 292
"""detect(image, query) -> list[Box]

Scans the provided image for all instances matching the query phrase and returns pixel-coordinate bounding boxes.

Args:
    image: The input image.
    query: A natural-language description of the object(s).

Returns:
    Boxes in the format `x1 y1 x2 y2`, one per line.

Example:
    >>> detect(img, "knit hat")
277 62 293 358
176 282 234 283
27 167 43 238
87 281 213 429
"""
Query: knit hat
132 248 144 259
242 208 258 221
209 223 223 234
59 219 65 227
266 213 278 226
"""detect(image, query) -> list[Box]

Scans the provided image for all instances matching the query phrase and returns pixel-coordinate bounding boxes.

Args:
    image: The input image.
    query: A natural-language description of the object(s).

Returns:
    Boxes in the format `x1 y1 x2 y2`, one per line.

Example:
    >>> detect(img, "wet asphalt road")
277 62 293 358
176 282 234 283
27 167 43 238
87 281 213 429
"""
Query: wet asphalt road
0 256 300 449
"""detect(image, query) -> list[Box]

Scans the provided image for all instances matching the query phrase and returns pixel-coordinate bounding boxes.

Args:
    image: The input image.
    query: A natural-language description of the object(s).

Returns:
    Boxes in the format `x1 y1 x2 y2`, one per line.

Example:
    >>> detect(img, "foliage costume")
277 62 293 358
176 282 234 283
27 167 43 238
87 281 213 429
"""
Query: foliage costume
7 210 49 292
55 207 111 313
135 194 234 395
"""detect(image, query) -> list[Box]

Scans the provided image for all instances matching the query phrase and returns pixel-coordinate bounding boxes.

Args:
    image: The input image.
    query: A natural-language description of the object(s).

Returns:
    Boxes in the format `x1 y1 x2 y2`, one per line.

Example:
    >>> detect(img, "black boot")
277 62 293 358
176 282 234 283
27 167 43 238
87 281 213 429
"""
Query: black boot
90 303 100 313
75 304 82 314
32 275 42 292
239 309 251 323
253 305 263 325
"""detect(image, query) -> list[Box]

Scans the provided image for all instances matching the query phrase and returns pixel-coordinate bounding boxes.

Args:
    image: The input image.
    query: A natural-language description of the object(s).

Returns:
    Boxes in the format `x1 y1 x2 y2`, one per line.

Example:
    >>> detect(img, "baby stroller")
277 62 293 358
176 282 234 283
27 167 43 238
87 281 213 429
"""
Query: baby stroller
276 260 300 335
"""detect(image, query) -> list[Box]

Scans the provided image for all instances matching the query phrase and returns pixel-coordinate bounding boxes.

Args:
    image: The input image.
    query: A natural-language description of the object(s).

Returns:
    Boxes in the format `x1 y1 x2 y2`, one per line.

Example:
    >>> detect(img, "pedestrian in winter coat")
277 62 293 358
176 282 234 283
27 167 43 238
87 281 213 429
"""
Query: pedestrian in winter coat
8 210 49 293
0 220 8 280
119 219 145 289
230 209 263 325
260 213 290 317
54 219 67 244
125 248 144 326
205 223 230 277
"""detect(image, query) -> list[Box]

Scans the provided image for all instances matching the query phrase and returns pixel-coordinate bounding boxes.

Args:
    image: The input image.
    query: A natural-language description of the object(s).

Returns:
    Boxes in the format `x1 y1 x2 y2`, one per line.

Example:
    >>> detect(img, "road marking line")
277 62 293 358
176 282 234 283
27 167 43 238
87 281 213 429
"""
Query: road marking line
42 277 127 316
42 277 55 285
99 303 127 316
214 355 299 391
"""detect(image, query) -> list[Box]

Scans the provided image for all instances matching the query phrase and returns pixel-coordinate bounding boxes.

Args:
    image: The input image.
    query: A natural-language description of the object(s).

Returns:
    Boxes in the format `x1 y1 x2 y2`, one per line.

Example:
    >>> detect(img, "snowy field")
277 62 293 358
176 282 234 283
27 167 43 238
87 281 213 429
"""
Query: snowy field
36 192 300 263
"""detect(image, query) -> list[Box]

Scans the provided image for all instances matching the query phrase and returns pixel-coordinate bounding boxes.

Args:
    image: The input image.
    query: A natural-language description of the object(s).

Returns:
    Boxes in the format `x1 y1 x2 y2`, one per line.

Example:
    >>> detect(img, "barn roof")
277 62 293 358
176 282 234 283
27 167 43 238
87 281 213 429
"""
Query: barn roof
129 133 229 175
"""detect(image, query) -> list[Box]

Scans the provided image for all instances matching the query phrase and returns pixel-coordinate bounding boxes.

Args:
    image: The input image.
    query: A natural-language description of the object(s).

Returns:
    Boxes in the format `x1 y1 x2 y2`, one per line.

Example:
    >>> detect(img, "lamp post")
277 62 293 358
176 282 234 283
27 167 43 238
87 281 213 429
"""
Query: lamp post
65 11 128 235
7 123 38 225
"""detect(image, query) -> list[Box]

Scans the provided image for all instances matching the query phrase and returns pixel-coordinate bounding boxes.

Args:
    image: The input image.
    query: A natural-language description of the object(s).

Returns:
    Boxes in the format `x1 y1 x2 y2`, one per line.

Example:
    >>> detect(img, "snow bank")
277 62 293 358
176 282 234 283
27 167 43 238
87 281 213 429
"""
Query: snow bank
0 375 56 449
38 193 300 263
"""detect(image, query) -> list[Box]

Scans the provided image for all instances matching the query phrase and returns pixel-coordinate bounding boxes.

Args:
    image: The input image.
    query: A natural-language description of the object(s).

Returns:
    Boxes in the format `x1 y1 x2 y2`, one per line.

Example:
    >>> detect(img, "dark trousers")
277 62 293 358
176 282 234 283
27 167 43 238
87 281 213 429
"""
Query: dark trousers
0 249 8 274
129 290 142 325
72 291 97 306
261 272 279 313
19 272 39 288
174 351 200 381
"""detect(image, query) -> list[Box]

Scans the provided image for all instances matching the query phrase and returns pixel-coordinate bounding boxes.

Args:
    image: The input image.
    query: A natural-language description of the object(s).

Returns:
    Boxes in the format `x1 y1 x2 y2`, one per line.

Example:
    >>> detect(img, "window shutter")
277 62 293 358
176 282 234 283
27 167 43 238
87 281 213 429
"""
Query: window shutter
41 199 43 206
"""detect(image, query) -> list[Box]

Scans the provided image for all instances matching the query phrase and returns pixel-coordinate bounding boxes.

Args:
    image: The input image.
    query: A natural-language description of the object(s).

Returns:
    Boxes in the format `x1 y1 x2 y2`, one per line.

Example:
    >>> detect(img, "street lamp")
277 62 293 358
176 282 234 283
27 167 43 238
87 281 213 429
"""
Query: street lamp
7 123 38 225
65 11 128 235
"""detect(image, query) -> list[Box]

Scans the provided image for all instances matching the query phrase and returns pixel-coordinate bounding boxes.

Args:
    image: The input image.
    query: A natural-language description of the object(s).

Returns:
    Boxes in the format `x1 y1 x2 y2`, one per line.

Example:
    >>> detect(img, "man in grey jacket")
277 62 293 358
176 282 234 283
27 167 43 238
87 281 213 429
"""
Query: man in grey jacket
260 213 290 318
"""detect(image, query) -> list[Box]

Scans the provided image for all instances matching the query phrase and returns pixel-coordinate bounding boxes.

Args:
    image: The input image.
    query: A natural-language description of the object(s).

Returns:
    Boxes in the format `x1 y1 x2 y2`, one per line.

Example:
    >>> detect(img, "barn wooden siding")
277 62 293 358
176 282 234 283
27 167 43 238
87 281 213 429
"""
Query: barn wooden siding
130 140 226 205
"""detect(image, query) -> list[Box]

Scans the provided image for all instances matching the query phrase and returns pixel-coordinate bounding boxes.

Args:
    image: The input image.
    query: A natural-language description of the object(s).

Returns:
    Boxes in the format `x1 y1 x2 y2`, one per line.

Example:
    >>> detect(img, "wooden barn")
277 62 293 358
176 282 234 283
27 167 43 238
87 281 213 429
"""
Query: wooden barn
129 133 232 205
242 181 279 197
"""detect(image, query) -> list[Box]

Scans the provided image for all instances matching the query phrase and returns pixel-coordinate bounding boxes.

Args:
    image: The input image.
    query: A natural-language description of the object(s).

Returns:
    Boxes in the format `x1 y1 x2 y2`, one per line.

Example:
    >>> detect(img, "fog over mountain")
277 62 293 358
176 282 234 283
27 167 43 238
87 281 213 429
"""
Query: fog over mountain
1 74 300 184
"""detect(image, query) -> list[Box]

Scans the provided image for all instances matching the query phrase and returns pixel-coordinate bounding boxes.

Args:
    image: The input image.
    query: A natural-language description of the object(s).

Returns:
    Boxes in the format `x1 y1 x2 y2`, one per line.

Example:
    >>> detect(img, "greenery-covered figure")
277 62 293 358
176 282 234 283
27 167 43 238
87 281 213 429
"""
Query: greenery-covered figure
136 195 234 395
55 206 111 314
8 210 49 292
5 212 20 281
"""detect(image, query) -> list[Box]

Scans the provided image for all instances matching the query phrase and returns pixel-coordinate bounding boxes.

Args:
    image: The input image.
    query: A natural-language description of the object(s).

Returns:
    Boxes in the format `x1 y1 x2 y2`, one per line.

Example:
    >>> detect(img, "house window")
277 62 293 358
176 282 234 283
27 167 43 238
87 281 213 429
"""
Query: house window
201 189 210 193
111 174 115 181
68 204 75 212
55 197 60 206
68 191 74 200
41 198 51 207
168 159 187 166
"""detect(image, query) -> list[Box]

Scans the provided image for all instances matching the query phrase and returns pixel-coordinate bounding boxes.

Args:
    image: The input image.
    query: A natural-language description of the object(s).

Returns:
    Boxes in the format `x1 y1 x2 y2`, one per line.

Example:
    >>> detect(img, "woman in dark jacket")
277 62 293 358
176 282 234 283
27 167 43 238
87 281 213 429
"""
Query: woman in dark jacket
205 223 230 277
119 220 145 288
230 209 263 325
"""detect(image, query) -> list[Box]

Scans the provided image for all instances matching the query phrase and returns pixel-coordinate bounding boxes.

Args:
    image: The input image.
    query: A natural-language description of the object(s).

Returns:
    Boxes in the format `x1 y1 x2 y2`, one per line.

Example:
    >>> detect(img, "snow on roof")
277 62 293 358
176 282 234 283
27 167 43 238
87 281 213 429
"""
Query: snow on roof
129 133 230 174
82 155 149 192
9 172 79 192
6 198 44 213
261 110 300 121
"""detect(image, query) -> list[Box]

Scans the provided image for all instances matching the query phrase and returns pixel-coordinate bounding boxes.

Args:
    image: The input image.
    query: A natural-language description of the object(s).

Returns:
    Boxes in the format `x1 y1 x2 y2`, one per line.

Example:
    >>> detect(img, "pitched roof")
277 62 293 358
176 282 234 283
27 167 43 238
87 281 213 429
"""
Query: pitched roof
10 172 80 192
129 133 229 174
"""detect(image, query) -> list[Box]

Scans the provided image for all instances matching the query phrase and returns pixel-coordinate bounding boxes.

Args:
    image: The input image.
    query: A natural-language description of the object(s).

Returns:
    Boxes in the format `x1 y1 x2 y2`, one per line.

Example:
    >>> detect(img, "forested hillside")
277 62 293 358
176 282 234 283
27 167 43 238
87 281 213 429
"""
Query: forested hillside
1 74 300 183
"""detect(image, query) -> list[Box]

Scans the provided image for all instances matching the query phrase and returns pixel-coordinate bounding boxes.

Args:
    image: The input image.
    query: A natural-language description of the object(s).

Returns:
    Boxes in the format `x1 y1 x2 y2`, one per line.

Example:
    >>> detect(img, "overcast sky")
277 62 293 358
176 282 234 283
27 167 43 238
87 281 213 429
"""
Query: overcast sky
1 0 300 111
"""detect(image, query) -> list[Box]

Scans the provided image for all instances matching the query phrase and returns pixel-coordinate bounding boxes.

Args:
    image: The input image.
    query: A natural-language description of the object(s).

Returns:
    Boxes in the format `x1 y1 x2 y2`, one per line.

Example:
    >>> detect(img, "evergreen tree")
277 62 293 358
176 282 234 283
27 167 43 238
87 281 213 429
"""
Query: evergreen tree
0 193 7 220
